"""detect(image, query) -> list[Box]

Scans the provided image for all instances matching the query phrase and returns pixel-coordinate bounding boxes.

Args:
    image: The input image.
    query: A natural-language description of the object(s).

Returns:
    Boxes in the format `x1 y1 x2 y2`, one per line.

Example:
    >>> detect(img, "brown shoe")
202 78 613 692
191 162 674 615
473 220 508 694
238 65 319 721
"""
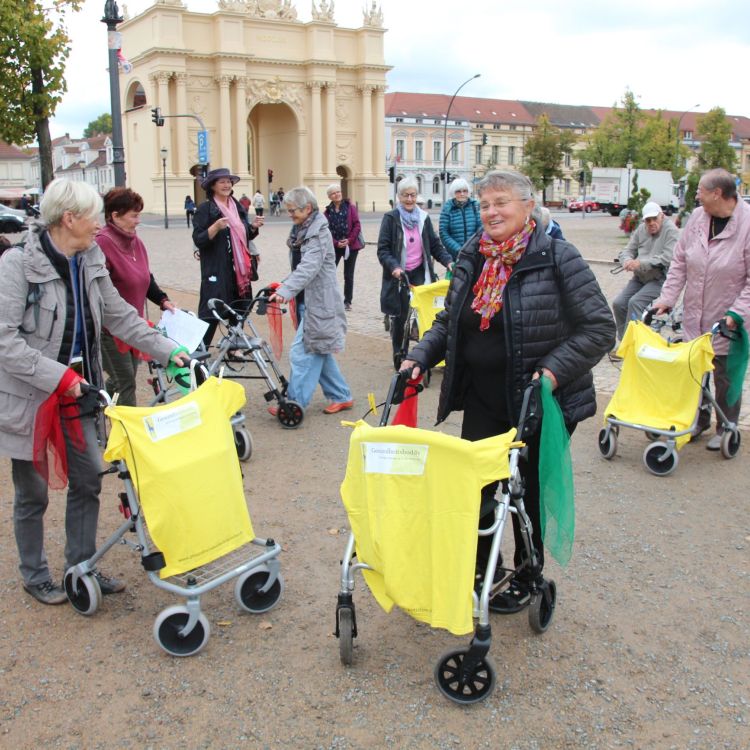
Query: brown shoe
323 400 354 415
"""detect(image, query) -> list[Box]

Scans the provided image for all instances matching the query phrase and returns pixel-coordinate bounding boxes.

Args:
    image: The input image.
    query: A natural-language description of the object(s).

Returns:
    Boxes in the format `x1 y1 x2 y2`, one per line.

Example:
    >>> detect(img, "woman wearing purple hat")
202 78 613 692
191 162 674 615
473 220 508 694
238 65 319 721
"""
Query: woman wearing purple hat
192 168 263 346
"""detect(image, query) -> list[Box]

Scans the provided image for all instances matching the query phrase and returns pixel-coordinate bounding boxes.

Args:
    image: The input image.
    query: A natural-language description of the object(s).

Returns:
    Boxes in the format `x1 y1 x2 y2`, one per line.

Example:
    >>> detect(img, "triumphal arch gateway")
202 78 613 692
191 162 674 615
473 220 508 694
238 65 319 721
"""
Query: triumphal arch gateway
119 0 390 213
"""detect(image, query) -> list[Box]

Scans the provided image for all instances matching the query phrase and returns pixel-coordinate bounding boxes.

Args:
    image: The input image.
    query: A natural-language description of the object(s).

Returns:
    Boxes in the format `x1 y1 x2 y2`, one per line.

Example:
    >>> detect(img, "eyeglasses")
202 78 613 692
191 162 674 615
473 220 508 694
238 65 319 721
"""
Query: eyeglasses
479 199 524 211
400 192 418 199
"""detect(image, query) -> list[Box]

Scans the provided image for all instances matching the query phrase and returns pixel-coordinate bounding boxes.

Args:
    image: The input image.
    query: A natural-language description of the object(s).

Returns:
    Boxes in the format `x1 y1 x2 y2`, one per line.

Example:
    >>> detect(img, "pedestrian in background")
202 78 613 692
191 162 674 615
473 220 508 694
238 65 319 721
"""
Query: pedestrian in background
324 183 364 312
184 195 196 227
253 190 265 217
439 178 481 260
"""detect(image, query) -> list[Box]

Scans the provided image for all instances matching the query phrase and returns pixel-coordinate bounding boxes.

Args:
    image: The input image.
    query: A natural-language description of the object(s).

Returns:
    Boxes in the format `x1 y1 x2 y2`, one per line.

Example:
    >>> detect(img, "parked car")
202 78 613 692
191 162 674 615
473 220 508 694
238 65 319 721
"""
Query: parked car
0 202 26 217
568 198 601 213
0 212 26 233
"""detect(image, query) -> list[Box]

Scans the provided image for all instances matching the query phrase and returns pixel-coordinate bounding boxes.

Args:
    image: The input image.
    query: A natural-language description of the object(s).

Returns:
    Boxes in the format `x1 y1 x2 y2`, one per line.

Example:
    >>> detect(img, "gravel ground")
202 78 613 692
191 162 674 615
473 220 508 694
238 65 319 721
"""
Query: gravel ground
0 212 748 748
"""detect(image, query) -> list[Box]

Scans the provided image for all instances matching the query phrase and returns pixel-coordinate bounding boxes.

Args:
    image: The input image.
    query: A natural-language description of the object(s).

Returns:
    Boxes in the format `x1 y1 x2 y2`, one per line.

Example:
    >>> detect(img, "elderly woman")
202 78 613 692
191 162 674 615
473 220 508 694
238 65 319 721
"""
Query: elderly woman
377 176 453 366
192 168 263 346
653 168 750 450
269 187 353 415
0 179 187 605
439 177 481 259
324 183 364 311
96 187 175 406
401 170 614 612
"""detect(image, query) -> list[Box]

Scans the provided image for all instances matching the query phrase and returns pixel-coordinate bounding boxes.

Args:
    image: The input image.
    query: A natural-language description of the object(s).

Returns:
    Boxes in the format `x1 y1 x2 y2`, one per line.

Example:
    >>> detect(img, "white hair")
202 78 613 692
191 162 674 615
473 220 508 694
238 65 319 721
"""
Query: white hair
284 185 318 211
325 183 342 197
449 178 470 197
397 176 419 197
40 179 102 227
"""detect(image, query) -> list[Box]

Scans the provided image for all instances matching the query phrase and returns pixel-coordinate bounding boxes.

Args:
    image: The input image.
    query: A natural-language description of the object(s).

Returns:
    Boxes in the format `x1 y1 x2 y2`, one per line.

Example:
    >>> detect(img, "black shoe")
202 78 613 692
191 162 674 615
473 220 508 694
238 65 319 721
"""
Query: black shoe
23 580 67 605
488 579 531 614
93 570 126 595
344 302 352 311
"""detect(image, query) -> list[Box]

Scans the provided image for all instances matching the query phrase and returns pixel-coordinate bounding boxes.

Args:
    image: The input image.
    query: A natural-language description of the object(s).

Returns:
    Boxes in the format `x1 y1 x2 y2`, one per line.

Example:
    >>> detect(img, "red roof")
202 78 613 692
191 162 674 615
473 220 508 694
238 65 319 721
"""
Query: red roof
0 141 31 160
385 92 536 125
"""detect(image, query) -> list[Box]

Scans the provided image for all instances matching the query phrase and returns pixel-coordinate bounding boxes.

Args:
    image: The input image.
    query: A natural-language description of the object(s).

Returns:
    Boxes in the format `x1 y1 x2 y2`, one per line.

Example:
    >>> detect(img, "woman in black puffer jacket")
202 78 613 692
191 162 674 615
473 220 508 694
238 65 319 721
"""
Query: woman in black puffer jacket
402 170 615 613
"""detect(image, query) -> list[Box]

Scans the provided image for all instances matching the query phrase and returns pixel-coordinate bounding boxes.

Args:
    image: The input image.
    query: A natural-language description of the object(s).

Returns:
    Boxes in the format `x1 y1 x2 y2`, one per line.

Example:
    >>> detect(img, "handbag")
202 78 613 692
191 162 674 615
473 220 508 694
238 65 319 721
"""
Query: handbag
356 229 365 249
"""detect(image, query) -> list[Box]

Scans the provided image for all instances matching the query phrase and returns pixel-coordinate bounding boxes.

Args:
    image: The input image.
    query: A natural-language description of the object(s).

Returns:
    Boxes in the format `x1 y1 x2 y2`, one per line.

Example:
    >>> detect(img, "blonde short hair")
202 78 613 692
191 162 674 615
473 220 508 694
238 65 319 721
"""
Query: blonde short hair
40 179 102 227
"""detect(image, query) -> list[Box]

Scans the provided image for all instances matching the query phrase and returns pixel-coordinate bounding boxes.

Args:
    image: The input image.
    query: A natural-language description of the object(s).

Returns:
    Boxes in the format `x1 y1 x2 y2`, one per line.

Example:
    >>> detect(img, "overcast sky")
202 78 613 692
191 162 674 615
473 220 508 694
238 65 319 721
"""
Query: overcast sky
49 0 749 139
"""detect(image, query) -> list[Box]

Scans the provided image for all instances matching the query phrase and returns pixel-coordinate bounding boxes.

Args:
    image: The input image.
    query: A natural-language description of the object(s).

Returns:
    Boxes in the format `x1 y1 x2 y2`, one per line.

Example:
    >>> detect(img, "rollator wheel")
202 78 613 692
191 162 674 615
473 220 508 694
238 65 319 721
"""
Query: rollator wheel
234 427 253 462
63 569 102 616
338 606 355 666
528 579 557 633
597 428 617 460
278 400 304 429
644 431 661 442
643 442 679 476
434 649 496 704
153 605 210 657
720 429 741 459
234 566 284 614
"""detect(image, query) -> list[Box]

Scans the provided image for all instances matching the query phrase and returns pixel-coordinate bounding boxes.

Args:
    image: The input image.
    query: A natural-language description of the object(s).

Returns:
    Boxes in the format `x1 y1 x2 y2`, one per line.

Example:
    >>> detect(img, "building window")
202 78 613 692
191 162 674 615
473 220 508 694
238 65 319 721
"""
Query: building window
395 117 404 123
493 123 501 129
450 143 460 163
510 124 517 131
416 176 423 193
683 130 692 140
415 140 424 161
491 145 499 164
564 179 571 195
508 146 516 165
564 153 571 168
433 176 440 194
396 139 405 161
475 145 482 163
433 141 442 162
415 118 423 124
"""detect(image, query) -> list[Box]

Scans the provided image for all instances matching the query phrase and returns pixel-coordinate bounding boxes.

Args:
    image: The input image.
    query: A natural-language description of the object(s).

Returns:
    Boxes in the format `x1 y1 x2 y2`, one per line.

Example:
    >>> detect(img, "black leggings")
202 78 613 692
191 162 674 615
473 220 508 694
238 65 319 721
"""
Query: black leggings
390 265 425 355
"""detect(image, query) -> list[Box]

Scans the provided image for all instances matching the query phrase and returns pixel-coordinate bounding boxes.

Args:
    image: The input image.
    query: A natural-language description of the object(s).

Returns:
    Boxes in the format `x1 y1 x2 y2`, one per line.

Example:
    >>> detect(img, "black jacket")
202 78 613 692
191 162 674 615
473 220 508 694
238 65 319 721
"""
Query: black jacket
409 226 616 426
376 209 452 315
192 196 258 320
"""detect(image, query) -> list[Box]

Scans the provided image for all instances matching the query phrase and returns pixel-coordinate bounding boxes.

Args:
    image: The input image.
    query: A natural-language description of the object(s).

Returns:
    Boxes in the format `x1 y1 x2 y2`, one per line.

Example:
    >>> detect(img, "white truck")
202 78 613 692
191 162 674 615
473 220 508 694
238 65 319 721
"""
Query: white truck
590 168 679 216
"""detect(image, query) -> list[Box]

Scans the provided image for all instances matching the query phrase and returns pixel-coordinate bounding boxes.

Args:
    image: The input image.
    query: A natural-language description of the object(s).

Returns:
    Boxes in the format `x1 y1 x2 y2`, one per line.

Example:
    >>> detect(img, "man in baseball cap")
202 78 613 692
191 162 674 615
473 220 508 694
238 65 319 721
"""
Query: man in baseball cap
611 201 680 349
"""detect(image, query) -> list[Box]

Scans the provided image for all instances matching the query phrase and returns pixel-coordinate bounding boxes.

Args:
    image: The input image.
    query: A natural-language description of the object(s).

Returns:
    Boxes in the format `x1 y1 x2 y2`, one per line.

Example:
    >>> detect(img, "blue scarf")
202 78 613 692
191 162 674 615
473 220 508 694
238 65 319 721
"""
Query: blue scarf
397 204 420 231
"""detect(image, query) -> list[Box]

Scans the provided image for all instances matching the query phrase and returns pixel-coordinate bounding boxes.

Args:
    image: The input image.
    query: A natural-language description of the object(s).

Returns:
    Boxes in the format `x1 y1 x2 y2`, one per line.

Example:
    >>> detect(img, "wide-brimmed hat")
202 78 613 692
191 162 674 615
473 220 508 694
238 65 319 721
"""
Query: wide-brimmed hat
201 167 240 190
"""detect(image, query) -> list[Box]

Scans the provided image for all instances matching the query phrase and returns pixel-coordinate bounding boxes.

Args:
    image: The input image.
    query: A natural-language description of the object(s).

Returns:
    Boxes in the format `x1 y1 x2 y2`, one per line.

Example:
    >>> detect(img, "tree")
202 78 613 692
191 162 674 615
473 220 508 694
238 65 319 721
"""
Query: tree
581 89 643 167
521 114 577 203
696 107 737 173
83 113 112 138
0 0 83 189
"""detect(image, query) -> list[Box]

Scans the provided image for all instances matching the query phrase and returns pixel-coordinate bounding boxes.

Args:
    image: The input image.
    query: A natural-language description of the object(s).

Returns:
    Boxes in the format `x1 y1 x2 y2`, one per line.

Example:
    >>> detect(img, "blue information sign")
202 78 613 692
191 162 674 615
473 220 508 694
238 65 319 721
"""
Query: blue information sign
197 130 209 164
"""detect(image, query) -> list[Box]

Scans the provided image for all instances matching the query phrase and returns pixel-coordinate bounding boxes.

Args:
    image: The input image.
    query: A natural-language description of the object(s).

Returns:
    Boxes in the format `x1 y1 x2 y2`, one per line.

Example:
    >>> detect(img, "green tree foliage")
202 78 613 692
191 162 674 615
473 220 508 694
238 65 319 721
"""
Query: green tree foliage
0 0 83 188
696 107 737 173
521 114 577 203
83 112 112 138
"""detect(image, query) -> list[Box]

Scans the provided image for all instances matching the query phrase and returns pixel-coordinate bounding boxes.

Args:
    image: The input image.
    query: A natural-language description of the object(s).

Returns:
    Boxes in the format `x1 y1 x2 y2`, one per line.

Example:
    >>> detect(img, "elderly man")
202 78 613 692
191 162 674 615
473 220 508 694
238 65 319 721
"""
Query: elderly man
612 201 679 344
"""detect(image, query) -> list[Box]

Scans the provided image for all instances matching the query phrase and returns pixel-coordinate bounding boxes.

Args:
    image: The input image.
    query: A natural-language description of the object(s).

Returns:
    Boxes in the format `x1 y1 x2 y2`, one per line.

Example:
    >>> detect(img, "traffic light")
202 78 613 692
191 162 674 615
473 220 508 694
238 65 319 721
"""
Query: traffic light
388 166 395 183
578 170 585 184
481 133 488 145
151 107 164 127
268 168 273 183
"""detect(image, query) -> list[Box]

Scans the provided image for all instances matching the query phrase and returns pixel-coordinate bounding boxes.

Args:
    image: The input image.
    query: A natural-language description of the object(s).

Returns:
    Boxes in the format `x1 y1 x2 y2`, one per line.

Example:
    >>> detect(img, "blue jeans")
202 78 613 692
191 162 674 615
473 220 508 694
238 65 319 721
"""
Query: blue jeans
287 307 352 409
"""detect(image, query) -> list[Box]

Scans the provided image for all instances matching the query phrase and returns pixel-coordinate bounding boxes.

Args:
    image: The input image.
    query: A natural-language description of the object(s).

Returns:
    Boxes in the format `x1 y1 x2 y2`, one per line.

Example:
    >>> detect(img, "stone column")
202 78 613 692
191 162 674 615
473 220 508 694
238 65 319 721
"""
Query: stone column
359 84 374 176
307 81 323 176
324 82 336 177
154 71 173 173
234 76 250 181
373 85 386 179
174 72 189 176
216 75 233 167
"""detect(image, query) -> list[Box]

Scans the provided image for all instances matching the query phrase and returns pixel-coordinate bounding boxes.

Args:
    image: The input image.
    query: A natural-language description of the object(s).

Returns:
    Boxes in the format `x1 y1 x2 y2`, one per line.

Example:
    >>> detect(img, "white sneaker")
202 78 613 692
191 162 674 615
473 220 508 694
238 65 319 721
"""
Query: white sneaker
706 433 722 451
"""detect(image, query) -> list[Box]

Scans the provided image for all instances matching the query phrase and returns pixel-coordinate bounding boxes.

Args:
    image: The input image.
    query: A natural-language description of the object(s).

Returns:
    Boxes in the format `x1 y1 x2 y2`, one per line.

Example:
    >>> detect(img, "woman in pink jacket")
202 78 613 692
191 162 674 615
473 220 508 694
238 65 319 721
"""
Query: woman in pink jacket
654 168 750 450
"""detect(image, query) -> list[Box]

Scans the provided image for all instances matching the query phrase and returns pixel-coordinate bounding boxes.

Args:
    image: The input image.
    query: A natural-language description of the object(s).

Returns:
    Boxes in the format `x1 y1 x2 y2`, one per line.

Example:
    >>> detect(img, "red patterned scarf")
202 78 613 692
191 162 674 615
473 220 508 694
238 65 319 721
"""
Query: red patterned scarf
471 219 535 331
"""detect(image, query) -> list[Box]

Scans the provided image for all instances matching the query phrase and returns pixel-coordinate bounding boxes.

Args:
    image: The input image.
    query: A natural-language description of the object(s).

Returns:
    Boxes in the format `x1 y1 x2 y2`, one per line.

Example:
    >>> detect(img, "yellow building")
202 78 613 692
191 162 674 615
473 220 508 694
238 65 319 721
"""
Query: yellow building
118 0 391 213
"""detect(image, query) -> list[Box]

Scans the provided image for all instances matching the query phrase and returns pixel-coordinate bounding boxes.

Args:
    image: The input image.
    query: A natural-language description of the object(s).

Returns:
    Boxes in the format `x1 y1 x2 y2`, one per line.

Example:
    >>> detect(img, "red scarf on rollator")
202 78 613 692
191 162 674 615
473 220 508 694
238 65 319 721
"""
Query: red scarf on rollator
33 368 85 489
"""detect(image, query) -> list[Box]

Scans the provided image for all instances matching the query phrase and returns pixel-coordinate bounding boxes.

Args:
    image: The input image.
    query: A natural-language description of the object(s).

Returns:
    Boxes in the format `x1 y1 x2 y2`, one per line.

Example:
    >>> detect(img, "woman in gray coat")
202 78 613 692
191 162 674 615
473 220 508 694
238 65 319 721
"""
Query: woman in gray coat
269 186 353 415
0 179 187 605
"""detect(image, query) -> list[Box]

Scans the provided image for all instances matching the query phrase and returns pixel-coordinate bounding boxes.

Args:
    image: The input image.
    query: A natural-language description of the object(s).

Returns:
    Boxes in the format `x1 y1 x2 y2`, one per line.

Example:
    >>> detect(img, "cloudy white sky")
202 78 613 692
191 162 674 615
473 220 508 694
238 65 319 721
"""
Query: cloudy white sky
50 0 750 139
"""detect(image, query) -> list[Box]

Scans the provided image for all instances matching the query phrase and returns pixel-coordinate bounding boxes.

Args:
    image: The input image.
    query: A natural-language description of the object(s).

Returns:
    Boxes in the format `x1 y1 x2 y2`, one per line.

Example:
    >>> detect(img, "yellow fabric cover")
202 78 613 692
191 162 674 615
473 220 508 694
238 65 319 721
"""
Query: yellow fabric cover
340 421 516 635
103 378 254 577
410 279 449 368
604 322 714 449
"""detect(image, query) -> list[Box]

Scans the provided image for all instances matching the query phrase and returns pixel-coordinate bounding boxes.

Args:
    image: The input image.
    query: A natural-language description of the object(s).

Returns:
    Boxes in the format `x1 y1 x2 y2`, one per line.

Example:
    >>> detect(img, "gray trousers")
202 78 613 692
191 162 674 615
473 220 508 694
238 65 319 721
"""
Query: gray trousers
101 330 140 407
12 413 103 586
696 355 741 434
612 277 664 341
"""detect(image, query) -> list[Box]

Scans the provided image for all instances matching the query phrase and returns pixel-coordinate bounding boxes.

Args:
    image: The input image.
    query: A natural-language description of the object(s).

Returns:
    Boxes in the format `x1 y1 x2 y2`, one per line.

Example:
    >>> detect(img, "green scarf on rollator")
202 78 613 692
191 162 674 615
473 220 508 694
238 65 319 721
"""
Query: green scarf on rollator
538 376 575 567
725 311 748 407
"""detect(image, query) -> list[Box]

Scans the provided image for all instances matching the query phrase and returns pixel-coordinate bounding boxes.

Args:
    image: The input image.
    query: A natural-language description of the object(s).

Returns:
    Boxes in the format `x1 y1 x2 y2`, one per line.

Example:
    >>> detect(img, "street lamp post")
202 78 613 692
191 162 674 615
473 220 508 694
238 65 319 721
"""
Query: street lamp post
160 147 169 229
441 74 480 204
102 0 126 187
